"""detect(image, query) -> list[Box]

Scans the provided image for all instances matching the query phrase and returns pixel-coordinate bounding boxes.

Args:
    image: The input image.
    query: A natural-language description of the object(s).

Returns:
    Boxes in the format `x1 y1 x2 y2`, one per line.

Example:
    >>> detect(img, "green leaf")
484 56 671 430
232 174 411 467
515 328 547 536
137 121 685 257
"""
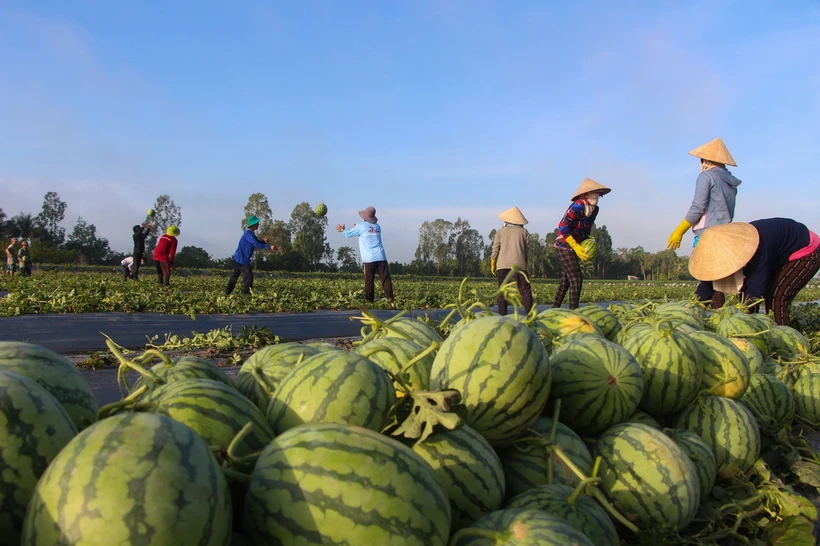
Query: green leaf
383 389 465 446
762 516 816 546
765 486 818 520
791 459 820 488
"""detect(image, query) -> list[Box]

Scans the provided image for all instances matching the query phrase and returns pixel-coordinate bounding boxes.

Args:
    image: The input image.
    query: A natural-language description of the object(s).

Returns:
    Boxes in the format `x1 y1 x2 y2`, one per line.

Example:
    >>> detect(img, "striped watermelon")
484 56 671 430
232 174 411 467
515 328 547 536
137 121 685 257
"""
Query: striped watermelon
653 302 705 331
266 350 396 435
498 417 594 499
740 374 795 430
305 341 342 351
536 308 604 344
245 422 451 545
665 429 718 499
0 341 97 429
623 409 662 429
131 355 236 395
0 370 77 544
716 313 772 357
429 316 551 445
22 412 232 545
761 356 784 376
381 317 443 347
574 304 622 341
675 395 761 478
769 325 811 359
688 331 750 398
355 337 433 391
620 324 703 416
505 484 620 546
791 373 820 426
729 338 764 375
451 509 594 546
608 302 646 321
594 423 700 530
235 343 321 410
548 337 644 434
411 425 505 531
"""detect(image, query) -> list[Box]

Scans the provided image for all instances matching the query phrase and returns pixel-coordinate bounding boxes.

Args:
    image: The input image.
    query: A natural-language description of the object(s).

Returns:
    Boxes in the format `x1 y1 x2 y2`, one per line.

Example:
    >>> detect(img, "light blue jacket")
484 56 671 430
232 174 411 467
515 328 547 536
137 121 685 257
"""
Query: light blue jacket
684 167 742 235
342 222 387 263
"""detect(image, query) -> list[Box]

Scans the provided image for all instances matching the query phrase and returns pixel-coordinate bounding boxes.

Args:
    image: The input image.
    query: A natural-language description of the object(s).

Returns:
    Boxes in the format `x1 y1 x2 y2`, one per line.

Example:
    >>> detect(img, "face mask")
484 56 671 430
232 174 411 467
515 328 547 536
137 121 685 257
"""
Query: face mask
713 271 745 294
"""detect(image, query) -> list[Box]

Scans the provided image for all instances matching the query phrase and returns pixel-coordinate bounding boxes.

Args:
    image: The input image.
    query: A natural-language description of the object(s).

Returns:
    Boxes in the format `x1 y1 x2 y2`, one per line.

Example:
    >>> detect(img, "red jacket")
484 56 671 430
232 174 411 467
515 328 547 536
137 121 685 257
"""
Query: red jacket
153 234 177 264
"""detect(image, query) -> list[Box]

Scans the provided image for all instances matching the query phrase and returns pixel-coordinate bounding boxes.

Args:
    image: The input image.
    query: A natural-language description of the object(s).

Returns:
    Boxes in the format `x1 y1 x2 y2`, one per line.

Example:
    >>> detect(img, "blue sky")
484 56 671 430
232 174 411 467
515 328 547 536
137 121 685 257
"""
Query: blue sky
1 0 819 263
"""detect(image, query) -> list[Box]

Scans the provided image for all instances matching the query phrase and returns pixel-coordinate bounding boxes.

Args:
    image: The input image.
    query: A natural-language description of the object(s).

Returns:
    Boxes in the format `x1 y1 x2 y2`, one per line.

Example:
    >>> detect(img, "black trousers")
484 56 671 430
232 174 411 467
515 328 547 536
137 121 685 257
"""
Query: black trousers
363 261 394 302
225 259 254 295
131 252 144 280
496 269 533 315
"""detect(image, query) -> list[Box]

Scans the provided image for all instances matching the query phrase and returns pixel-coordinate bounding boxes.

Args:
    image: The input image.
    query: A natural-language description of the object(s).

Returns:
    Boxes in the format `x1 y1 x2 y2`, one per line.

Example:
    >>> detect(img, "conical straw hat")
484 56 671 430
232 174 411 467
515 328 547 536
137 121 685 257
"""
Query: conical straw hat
571 178 611 202
688 138 737 166
498 206 528 225
688 223 759 281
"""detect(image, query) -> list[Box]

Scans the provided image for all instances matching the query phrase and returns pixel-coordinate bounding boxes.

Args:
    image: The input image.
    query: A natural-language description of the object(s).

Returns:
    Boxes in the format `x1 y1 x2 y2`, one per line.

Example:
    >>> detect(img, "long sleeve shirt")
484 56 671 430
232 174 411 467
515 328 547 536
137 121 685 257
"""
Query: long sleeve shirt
684 167 742 235
232 229 270 265
342 222 387 263
152 234 178 264
17 247 29 264
491 225 529 269
742 218 811 299
133 226 151 255
554 201 598 250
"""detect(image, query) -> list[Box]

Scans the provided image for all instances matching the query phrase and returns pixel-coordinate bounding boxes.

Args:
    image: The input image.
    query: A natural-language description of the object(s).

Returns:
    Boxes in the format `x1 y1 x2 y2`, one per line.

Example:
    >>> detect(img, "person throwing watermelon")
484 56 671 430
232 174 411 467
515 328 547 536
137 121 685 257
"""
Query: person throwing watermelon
552 178 610 309
225 215 278 295
336 206 395 304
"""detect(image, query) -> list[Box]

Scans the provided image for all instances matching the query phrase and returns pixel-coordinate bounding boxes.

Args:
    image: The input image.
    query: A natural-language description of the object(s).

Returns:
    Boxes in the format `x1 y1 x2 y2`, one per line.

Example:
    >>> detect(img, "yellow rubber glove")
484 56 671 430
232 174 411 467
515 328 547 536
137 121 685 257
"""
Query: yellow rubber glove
667 219 693 250
490 259 497 275
565 236 590 261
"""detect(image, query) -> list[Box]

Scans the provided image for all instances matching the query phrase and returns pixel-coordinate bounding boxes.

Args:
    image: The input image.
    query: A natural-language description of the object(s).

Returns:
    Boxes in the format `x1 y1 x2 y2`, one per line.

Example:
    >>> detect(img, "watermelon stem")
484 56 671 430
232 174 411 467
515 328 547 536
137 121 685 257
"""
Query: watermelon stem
96 385 148 419
358 344 414 394
105 339 164 396
222 467 252 485
448 528 499 545
223 422 262 467
249 367 274 399
567 475 601 504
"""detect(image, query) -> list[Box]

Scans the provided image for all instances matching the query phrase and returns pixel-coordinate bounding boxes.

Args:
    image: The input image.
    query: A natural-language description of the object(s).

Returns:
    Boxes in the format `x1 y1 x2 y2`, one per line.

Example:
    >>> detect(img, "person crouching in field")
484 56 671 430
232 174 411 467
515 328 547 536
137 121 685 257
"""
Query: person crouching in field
490 206 533 315
120 256 145 280
153 226 179 286
225 215 277 295
688 218 820 327
336 206 395 304
5 238 17 278
17 241 31 277
552 178 611 310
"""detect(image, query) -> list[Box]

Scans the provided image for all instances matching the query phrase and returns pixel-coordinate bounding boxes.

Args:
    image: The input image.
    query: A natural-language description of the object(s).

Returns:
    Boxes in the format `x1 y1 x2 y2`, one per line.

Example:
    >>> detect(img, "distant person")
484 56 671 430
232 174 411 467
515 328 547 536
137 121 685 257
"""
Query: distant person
120 256 145 280
225 215 278 295
490 206 533 315
132 222 153 280
5 238 17 278
153 226 179 286
552 178 611 310
689 218 820 327
17 241 31 277
336 206 395 304
667 138 741 308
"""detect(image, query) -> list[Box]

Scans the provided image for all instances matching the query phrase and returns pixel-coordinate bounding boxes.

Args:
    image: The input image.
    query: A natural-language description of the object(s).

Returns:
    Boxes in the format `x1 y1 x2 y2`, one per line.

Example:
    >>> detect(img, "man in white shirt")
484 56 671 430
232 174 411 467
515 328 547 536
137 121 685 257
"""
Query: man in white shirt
120 256 144 280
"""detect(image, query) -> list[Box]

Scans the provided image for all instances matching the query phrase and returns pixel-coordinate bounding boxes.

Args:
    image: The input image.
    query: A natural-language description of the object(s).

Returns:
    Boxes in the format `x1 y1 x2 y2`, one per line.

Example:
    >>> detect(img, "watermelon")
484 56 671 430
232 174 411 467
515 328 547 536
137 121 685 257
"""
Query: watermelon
761 356 783 376
314 202 328 217
505 484 620 546
355 337 433 391
451 509 594 546
0 341 98 430
305 341 341 351
429 316 551 445
498 417 594 499
147 208 156 217
740 374 795 430
411 425 505 531
580 237 597 260
769 325 811 359
716 313 772 357
675 395 761 477
266 350 396 435
653 302 705 331
623 409 662 429
608 302 646 321
0 370 77 544
729 338 764 375
594 423 700 530
22 412 232 545
688 331 750 398
548 337 644 434
245 422 451 545
574 304 622 341
620 324 703 416
536 308 604 344
791 373 820 426
380 317 443 347
665 429 718 499
131 355 235 395
235 343 321 410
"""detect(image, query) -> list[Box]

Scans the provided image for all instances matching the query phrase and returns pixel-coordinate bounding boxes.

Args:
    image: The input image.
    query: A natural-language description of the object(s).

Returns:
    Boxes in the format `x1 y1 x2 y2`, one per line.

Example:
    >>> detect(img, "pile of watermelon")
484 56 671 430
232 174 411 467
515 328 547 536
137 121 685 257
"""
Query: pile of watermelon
1 299 820 545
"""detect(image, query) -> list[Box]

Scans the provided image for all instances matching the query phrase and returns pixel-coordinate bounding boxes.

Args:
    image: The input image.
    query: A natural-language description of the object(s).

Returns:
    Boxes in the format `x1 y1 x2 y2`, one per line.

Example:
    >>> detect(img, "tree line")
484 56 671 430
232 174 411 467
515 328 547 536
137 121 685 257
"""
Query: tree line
1 192 694 280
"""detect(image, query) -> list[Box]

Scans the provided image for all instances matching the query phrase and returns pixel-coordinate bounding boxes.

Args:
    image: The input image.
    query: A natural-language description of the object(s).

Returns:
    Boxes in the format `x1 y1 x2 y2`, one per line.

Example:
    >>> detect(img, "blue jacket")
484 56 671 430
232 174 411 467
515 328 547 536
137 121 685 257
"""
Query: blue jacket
685 167 742 235
342 222 387 263
232 229 269 265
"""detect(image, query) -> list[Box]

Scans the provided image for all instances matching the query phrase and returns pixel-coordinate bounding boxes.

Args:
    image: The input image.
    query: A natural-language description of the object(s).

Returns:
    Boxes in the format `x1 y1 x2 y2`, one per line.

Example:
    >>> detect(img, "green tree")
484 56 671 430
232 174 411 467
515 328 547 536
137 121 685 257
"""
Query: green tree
414 219 453 275
337 246 360 273
174 246 213 268
64 217 113 264
590 225 613 279
448 218 483 276
8 213 36 239
242 193 275 240
147 194 182 250
527 232 547 278
289 202 329 270
33 191 67 246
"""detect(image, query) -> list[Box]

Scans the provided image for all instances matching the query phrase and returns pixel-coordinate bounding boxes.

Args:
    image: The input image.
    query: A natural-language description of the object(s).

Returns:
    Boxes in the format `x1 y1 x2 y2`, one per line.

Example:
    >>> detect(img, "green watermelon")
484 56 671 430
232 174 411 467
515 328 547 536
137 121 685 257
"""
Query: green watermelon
381 317 443 347
740 374 795 430
594 423 700 530
451 509 594 546
653 302 705 331
245 422 451 545
716 313 772 357
688 331 751 399
769 325 811 359
791 373 820 426
675 395 761 477
131 355 235 395
620 324 703 416
412 425 505 531
623 409 662 429
505 485 620 546
498 417 594 499
665 428 718 499
548 337 643 434
574 304 622 341
355 337 433 391
314 202 328 217
22 412 232 545
305 341 341 351
429 316 551 445
729 338 764 375
0 370 77 544
0 341 98 429
580 237 597 260
536 308 604 344
235 343 321 410
266 350 396 435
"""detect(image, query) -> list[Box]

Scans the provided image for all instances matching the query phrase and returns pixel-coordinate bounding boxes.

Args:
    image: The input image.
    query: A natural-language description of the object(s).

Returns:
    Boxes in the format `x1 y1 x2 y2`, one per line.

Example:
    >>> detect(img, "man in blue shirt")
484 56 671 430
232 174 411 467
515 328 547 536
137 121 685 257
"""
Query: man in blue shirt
225 215 277 295
336 206 395 303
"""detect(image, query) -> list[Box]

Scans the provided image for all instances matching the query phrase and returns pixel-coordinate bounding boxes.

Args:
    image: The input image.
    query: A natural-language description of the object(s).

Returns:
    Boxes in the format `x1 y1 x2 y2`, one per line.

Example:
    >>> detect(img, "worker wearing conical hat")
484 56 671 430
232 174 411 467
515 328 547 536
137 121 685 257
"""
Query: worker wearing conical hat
667 138 742 308
491 206 533 315
552 178 611 309
689 218 820 326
